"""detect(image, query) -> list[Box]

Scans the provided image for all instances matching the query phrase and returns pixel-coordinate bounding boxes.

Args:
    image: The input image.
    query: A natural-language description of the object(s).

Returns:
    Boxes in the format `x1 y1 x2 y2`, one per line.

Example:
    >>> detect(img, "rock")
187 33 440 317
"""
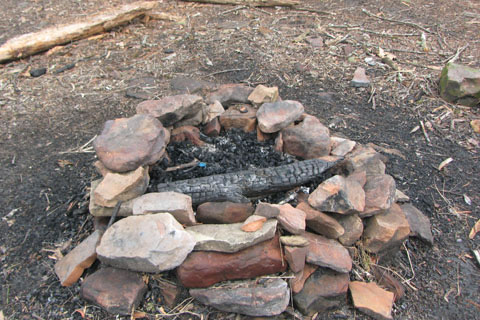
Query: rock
277 204 306 234
203 117 222 137
136 94 205 127
254 202 281 218
257 100 304 133
336 214 363 246
304 232 352 273
439 62 480 107
206 84 254 105
203 100 225 123
290 263 318 293
93 160 113 177
132 192 196 226
30 67 47 77
274 131 284 152
186 219 277 253
297 202 344 239
157 280 182 308
93 216 109 231
349 281 394 320
361 174 396 217
372 267 405 302
89 179 135 217
171 126 205 146
174 108 205 128
471 119 480 133
256 126 273 141
96 213 195 272
177 235 286 288
94 167 149 208
196 201 253 224
170 76 217 94
80 267 147 315
344 145 386 175
363 203 411 254
395 189 410 202
282 115 331 159
306 36 323 48
93 114 169 172
219 104 257 132
400 203 434 245
190 278 289 316
284 246 307 273
248 85 279 105
280 235 309 247
308 175 365 214
348 170 367 187
294 268 349 315
351 67 370 87
241 215 267 232
54 230 103 286
330 136 356 157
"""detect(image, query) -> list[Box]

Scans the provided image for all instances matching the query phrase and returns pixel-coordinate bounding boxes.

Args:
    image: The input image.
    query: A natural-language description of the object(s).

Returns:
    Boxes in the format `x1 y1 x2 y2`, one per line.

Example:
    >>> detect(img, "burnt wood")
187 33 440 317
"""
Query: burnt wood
157 158 340 205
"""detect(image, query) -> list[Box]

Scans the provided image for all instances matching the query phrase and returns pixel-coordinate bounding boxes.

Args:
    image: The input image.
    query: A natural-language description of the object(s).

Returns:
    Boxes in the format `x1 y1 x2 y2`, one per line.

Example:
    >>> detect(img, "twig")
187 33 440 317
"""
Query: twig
220 5 246 15
372 264 418 291
328 24 418 37
403 243 416 282
444 44 469 63
368 87 376 110
107 201 122 229
294 7 334 15
419 120 431 144
208 68 248 76
59 135 97 154
362 9 433 34
165 159 199 172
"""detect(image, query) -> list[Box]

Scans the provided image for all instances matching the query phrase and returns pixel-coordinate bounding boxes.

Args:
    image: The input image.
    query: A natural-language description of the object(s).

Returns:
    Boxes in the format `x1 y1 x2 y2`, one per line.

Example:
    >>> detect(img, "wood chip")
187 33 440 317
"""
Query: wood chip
438 157 453 170
469 219 480 239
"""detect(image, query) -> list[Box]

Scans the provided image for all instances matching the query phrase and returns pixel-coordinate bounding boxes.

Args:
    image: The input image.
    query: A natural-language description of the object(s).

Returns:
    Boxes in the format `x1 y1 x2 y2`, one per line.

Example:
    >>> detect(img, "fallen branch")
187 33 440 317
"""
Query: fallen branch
181 0 300 7
0 1 157 63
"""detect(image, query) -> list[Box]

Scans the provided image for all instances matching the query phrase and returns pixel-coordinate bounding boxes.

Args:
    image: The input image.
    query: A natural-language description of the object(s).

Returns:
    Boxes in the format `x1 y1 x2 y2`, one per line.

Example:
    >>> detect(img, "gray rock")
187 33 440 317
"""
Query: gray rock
206 83 254 106
401 203 433 245
136 94 205 127
361 174 396 217
351 67 370 87
336 214 363 246
280 235 310 247
257 100 304 133
186 219 277 253
170 76 217 94
439 62 480 107
330 136 356 156
293 268 349 315
190 278 290 317
96 213 195 273
132 192 196 226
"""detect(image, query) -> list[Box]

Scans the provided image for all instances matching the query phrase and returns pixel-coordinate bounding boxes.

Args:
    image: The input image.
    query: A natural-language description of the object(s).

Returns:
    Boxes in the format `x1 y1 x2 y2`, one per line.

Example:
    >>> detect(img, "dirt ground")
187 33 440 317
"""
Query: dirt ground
1 0 479 319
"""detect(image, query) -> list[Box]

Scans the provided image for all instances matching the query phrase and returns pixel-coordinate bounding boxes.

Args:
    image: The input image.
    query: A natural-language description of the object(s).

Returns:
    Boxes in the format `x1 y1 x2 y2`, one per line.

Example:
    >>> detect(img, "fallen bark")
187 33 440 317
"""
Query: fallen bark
181 0 300 7
0 1 157 63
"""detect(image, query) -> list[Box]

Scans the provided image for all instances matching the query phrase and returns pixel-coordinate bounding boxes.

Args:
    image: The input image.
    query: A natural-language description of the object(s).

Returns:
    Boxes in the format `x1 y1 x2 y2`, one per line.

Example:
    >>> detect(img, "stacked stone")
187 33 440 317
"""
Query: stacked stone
53 81 434 319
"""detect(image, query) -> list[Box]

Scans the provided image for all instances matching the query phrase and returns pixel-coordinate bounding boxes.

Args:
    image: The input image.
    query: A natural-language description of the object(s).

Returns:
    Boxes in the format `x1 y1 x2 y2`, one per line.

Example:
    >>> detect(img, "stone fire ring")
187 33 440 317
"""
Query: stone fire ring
54 82 433 318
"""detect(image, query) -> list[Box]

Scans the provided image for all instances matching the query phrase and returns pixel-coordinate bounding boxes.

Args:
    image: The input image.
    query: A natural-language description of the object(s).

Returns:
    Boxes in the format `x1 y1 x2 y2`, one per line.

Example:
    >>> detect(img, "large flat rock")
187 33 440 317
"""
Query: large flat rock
304 232 352 273
186 219 277 253
96 213 195 273
257 100 304 133
190 278 289 317
350 281 394 320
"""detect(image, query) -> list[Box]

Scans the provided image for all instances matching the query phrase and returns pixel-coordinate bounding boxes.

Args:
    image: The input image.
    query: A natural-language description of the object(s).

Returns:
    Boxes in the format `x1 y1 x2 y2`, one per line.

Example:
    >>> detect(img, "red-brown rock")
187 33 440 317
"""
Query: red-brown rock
336 214 363 246
171 126 205 146
277 203 306 234
254 202 281 218
297 202 345 239
304 232 352 273
281 115 331 159
284 246 307 273
196 201 253 224
80 267 147 315
400 203 433 244
290 263 318 294
241 215 267 232
93 114 169 172
54 230 103 286
219 104 257 132
361 174 396 217
176 235 286 288
349 281 394 320
363 203 411 254
206 84 254 105
157 280 182 308
257 100 304 133
248 85 279 105
293 268 349 315
203 117 221 137
343 145 386 176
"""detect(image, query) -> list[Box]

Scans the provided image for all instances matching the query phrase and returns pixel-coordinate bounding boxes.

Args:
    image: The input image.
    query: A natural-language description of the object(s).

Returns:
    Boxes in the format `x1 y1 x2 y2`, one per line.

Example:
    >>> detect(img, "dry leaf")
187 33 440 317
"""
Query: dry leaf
438 157 453 170
133 311 147 319
73 308 85 318
464 194 472 206
58 159 74 167
469 219 480 239
471 120 480 133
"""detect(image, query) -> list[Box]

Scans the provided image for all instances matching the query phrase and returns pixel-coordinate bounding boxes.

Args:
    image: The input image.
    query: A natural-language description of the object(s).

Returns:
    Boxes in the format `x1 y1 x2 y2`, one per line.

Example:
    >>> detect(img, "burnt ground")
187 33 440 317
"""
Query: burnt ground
0 0 479 319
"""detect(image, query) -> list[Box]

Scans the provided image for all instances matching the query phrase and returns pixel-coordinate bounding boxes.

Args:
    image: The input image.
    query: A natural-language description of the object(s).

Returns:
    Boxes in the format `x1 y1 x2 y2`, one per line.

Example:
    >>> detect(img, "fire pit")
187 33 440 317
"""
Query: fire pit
53 80 434 319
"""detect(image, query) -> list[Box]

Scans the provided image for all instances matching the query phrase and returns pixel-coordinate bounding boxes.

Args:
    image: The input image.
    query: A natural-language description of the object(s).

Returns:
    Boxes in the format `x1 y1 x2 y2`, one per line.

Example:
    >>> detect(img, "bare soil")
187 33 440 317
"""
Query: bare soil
1 0 479 319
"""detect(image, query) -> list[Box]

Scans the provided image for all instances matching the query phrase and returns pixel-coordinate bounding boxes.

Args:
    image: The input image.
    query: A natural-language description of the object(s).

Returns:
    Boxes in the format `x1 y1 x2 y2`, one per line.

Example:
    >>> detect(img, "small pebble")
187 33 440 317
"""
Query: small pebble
163 48 174 54
30 68 47 77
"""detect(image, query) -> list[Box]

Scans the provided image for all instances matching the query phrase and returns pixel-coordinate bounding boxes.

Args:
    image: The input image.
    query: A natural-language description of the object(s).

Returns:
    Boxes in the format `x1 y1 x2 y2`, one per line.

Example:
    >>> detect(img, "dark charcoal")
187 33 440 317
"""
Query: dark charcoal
30 67 47 77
